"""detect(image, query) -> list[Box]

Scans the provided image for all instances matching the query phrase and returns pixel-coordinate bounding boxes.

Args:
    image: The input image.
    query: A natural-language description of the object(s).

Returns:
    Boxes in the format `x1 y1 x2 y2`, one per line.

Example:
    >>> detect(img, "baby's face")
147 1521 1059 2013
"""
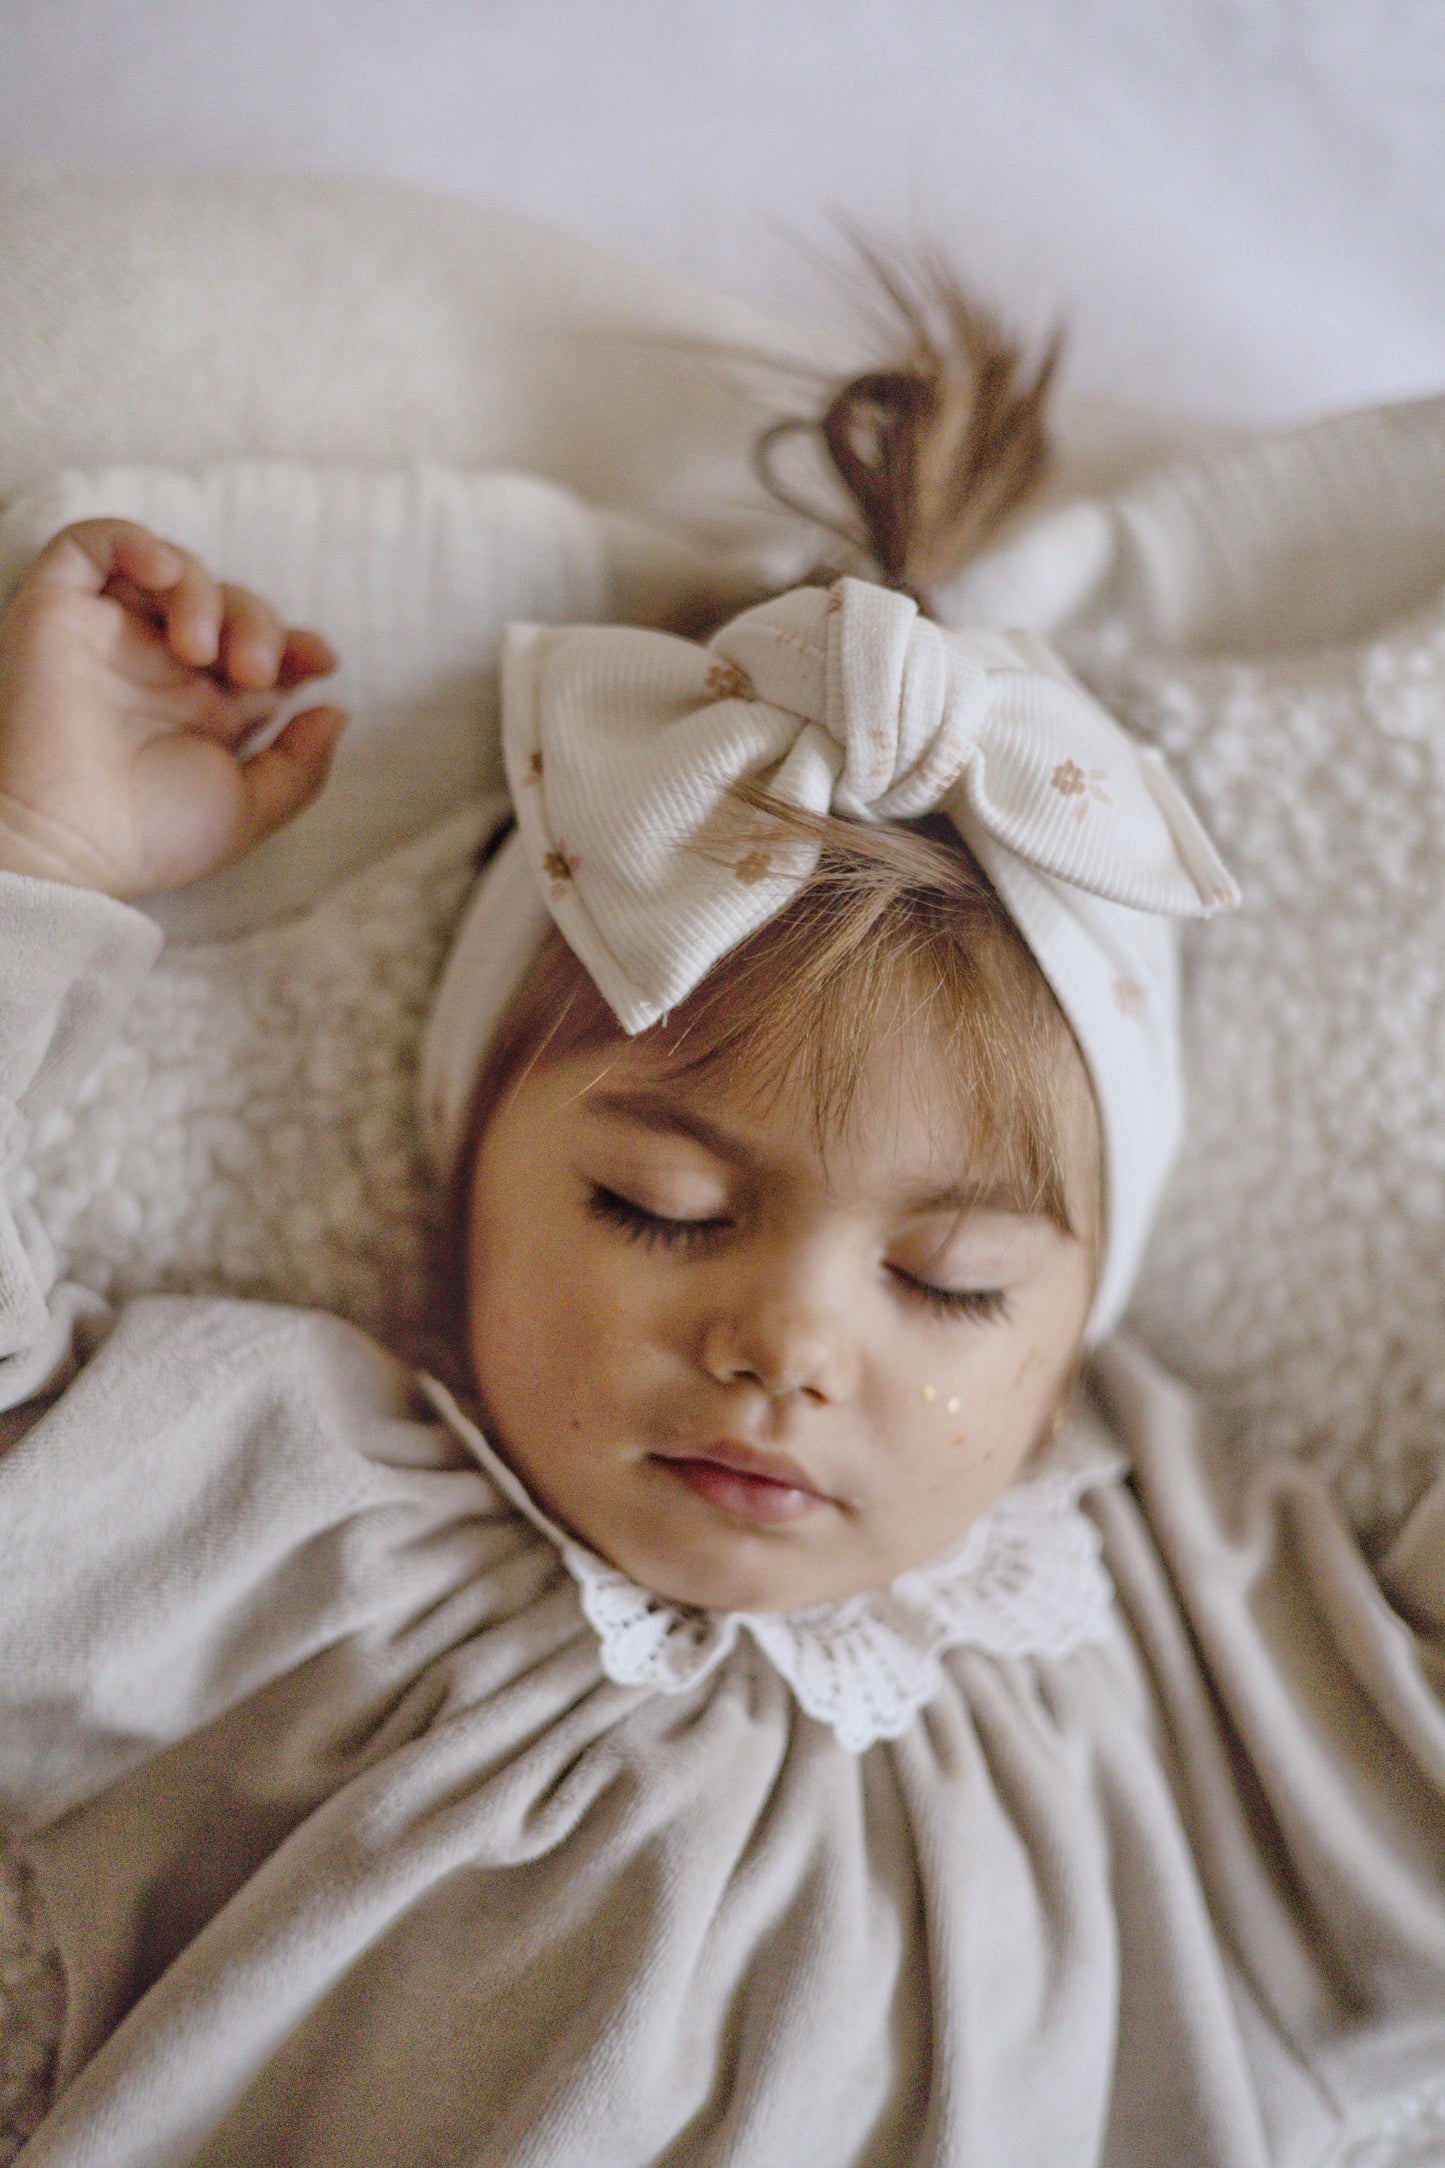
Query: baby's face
464 1031 1096 1613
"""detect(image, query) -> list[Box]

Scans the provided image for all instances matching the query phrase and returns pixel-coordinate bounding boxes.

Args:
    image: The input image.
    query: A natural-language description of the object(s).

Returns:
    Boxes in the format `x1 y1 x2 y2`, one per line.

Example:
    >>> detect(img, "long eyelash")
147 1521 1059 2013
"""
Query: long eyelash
588 1188 1008 1321
894 1274 1011 1325
587 1185 727 1253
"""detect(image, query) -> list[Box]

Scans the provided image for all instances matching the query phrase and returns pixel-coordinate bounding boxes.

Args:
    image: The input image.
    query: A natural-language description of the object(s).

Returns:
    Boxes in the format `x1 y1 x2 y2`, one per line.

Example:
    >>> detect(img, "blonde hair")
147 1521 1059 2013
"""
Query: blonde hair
755 246 1060 608
464 806 1099 1245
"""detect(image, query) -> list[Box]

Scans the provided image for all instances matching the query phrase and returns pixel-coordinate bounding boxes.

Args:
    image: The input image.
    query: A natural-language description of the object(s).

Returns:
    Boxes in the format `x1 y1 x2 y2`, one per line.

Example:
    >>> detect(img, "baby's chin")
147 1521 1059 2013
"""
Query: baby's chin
493 1428 969 1613
591 1509 918 1616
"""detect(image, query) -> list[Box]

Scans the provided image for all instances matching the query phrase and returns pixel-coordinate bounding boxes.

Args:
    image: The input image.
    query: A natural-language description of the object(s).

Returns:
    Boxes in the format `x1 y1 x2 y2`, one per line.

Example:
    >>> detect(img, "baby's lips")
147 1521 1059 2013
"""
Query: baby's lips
659 1453 832 1526
659 1438 831 1497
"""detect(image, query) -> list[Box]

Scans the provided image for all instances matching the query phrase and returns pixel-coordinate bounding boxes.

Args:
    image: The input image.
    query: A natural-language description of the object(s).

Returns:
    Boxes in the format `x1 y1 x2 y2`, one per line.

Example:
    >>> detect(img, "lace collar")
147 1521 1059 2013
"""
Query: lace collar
421 1377 1120 1753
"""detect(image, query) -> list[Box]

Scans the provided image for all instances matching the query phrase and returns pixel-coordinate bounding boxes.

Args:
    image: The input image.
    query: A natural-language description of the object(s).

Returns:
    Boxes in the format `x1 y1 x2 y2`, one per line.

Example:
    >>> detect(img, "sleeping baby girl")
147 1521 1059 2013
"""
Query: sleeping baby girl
4 305 1445 2167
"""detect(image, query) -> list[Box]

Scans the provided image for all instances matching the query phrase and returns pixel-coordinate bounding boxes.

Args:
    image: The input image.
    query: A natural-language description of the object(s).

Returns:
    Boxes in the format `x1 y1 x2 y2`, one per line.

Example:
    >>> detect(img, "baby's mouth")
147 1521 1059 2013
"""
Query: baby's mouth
653 1441 832 1527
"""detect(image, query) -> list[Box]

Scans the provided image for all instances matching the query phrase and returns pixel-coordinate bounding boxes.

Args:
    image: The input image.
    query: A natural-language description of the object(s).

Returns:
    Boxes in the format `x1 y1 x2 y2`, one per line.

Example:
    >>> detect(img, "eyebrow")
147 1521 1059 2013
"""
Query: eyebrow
586 1085 1045 1219
588 1086 758 1171
899 1176 1042 1218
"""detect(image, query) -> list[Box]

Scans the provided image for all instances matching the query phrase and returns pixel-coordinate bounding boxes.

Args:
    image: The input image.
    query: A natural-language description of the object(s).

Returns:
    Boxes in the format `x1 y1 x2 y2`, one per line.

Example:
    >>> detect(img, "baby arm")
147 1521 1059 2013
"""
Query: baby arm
0 522 345 1398
0 517 345 898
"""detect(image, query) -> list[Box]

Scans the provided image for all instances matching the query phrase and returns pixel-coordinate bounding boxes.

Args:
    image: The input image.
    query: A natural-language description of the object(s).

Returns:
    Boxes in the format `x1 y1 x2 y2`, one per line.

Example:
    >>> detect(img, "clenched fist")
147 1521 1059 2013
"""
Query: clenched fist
0 519 346 899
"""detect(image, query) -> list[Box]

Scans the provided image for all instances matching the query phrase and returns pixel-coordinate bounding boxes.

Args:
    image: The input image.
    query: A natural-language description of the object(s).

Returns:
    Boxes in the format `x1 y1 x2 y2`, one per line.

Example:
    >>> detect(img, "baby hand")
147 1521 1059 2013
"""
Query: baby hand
0 519 347 898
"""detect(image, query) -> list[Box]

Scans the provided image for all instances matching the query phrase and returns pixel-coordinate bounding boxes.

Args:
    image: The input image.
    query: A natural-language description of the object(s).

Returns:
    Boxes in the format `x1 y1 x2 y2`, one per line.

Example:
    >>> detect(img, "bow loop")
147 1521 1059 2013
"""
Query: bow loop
502 577 1236 1037
708 578 1236 914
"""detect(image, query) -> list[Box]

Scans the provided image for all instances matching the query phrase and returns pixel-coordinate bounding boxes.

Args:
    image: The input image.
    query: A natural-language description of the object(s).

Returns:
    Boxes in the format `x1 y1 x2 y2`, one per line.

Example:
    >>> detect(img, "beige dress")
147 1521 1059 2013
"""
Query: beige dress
3 872 1445 2168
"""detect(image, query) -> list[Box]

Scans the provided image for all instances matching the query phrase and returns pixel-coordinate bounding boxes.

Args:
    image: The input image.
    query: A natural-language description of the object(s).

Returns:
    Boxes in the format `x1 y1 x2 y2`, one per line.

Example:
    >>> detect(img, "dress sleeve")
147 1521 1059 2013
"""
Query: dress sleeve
0 1292 511 1838
0 870 161 1407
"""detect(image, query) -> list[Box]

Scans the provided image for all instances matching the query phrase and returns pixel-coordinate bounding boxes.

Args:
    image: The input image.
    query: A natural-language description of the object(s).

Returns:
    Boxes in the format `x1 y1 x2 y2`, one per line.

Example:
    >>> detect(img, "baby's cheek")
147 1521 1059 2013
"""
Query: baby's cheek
525 1283 603 1409
902 1345 1045 1515
534 1270 653 1430
1012 1344 1049 1391
912 1427 1009 1515
471 1261 580 1437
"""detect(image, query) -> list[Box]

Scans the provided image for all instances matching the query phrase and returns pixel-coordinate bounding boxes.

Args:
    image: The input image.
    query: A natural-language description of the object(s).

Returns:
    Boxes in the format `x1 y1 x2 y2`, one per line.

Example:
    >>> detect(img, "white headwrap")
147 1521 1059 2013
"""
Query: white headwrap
421 578 1238 1338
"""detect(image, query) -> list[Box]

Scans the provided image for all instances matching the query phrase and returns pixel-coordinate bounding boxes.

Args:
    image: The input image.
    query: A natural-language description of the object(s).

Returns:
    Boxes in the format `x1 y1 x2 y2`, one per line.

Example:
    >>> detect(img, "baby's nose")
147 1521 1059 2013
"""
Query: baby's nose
701 1294 859 1405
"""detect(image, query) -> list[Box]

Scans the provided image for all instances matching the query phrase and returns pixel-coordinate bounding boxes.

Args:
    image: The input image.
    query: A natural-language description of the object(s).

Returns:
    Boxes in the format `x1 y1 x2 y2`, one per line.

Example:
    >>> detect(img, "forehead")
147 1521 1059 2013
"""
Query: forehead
564 1030 1042 1217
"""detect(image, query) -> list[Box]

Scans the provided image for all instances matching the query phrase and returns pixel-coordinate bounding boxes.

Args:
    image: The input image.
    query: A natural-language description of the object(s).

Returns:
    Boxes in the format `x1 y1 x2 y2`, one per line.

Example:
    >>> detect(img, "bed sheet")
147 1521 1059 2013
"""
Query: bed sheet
2 0 1444 430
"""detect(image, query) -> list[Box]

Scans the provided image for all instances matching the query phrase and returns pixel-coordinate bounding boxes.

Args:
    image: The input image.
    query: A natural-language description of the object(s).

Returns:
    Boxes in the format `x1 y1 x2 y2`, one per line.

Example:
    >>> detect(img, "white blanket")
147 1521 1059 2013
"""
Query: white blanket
4 3 1444 423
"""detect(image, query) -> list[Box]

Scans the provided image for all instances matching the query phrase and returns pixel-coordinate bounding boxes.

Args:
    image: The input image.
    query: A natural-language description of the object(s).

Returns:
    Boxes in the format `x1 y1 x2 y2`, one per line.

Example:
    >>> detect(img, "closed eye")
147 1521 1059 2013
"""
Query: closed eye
587 1185 731 1253
888 1268 1011 1325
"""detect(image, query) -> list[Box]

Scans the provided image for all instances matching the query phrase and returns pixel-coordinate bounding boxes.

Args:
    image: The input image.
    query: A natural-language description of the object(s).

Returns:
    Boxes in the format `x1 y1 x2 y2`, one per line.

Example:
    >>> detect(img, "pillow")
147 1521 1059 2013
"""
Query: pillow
0 461 771 939
0 168 1217 538
0 170 832 540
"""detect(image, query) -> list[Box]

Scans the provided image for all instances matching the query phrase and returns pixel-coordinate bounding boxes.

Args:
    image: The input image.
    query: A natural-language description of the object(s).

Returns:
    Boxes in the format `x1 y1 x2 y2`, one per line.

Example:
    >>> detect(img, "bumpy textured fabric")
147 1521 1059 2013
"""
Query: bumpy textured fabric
1089 594 1445 1552
12 808 489 1372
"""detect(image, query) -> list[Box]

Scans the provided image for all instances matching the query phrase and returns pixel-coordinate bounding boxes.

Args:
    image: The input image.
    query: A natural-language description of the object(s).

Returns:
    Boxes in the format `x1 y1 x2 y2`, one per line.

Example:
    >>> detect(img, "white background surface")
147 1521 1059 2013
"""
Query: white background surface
3 0 1445 424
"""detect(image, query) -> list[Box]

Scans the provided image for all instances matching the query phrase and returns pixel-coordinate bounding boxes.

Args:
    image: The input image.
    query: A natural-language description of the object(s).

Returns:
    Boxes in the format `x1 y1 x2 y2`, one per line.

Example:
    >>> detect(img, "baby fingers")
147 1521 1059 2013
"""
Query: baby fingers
189 608 338 748
30 518 187 605
213 583 284 687
229 704 348 854
36 522 230 670
216 589 337 693
30 520 338 691
276 626 340 689
167 580 337 700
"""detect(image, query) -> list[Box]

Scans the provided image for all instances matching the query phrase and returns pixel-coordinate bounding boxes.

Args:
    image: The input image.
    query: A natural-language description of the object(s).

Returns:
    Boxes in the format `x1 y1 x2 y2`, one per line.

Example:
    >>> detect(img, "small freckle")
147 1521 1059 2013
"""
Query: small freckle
921 1384 937 1403
946 1395 961 1414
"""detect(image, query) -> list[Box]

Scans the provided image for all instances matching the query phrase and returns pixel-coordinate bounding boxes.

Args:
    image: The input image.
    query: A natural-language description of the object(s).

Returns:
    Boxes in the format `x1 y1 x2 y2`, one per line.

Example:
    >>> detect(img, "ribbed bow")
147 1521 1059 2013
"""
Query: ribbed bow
502 577 1237 1033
